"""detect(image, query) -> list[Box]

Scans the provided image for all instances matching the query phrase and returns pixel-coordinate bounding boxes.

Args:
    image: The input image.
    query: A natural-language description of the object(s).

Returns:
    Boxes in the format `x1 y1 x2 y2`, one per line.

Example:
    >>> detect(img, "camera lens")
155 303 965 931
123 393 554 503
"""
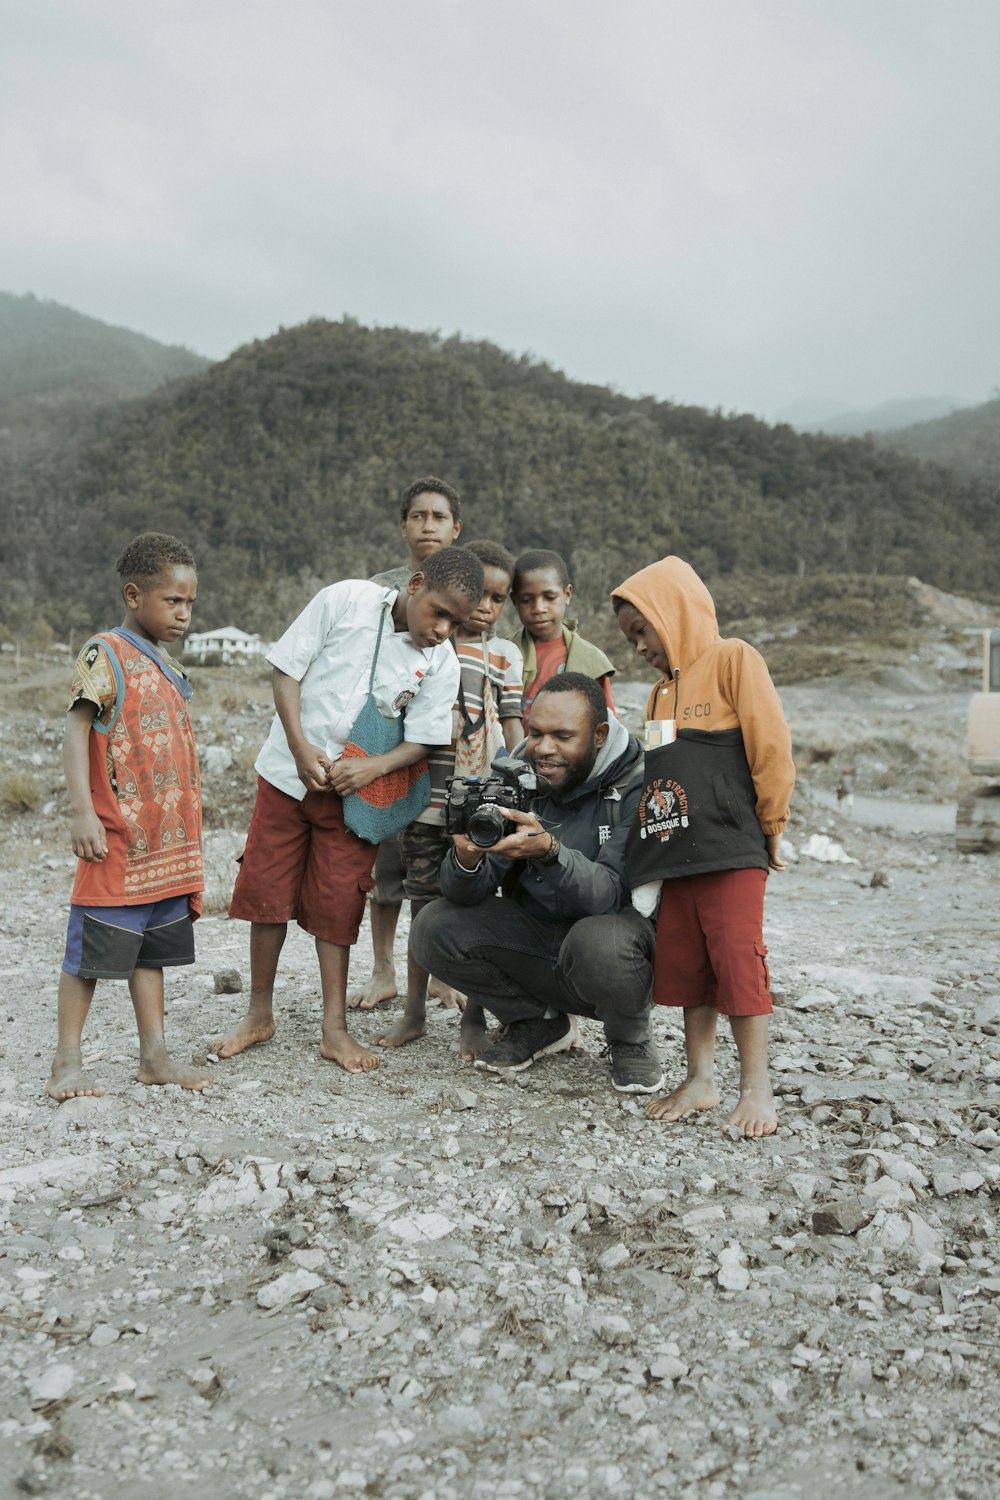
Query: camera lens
467 805 508 848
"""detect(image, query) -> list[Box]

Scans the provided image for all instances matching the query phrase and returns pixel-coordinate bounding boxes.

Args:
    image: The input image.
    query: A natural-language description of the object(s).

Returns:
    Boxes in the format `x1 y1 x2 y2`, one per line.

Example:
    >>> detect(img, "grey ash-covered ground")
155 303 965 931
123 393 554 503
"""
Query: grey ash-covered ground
1 654 998 1500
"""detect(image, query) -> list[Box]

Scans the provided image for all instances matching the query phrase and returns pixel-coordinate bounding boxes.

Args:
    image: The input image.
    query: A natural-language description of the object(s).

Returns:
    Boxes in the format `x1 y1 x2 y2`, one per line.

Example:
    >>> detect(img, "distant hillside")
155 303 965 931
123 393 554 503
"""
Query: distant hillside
1 317 997 642
0 291 208 407
878 396 1000 481
781 395 965 437
0 290 209 480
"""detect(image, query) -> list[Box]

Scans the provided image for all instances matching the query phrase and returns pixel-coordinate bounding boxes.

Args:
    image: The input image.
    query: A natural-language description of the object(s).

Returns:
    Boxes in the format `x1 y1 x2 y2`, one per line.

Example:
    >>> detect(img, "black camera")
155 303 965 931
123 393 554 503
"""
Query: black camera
445 759 538 848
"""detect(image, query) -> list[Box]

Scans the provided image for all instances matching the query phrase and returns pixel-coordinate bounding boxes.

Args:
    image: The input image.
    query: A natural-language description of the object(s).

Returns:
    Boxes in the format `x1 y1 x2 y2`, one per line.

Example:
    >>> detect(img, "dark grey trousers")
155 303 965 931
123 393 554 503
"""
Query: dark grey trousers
410 896 655 1043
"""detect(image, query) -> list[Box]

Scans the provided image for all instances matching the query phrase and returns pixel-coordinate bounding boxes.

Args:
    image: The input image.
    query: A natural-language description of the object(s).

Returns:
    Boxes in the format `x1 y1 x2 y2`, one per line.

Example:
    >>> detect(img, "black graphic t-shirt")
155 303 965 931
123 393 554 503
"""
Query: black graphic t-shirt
625 728 767 883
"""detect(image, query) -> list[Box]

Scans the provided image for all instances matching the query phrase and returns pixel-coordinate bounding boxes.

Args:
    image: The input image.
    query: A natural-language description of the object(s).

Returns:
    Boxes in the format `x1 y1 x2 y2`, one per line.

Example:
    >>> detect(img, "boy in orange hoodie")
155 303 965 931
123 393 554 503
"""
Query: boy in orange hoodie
612 556 794 1137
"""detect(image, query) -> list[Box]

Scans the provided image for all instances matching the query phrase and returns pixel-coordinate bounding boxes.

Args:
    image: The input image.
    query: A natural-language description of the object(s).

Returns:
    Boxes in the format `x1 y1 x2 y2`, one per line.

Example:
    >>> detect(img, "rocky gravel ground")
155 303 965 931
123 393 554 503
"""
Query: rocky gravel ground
1 658 998 1500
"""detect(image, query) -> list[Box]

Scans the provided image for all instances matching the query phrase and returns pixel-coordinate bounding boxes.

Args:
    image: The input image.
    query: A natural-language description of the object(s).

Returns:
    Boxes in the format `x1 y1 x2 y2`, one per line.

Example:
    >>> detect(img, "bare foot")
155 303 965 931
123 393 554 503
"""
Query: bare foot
645 1077 720 1122
347 972 398 1008
377 1011 427 1048
209 1017 276 1058
137 1055 213 1090
320 1029 380 1073
427 978 465 1011
46 1055 105 1102
725 1086 778 1138
459 1016 490 1061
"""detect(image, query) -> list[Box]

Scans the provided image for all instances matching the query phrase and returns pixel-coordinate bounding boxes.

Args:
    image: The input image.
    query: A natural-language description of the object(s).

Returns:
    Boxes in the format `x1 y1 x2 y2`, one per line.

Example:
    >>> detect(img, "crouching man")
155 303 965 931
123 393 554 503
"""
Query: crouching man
410 672 664 1092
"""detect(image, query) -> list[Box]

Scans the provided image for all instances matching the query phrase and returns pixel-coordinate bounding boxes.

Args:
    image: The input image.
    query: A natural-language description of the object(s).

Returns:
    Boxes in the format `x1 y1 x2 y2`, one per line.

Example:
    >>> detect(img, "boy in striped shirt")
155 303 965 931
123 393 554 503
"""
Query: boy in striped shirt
378 540 523 1057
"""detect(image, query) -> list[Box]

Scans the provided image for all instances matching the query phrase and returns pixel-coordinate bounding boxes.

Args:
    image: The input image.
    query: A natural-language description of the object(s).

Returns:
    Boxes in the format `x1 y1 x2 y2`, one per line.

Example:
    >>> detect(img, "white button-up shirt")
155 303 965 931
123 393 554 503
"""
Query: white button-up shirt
255 580 461 800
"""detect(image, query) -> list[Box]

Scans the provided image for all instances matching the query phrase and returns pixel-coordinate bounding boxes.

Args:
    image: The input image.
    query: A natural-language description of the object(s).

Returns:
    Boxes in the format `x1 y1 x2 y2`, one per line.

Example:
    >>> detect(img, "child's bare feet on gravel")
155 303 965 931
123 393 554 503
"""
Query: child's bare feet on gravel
377 1010 427 1047
137 1052 213 1090
645 1077 720 1121
459 1015 490 1061
347 968 398 1011
427 978 465 1011
320 1029 380 1073
209 1017 276 1057
46 1054 105 1102
725 1085 778 1137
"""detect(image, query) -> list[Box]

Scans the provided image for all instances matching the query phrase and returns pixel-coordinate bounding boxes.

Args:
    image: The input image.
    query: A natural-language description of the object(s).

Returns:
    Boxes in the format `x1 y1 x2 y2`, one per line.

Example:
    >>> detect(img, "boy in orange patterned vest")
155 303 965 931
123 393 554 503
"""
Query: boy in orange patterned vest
47 532 211 1102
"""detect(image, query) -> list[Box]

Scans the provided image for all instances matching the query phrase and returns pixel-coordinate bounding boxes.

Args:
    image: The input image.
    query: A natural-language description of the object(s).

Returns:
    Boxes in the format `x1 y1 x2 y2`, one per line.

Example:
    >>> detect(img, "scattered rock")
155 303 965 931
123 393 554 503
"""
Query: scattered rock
213 968 243 994
257 1269 324 1310
187 1364 224 1400
717 1243 750 1291
29 1364 75 1408
801 834 858 865
385 1213 456 1243
811 1199 870 1236
595 1315 634 1346
838 1355 874 1390
201 746 234 777
442 1086 478 1111
265 1223 310 1258
793 986 838 1011
648 1353 688 1382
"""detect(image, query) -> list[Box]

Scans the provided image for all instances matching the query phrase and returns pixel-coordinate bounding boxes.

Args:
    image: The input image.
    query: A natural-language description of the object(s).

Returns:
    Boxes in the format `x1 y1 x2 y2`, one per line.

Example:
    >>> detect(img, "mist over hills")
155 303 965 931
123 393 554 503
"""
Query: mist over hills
781 394 967 437
0 291 207 407
877 396 1000 481
1 311 997 655
0 289 209 487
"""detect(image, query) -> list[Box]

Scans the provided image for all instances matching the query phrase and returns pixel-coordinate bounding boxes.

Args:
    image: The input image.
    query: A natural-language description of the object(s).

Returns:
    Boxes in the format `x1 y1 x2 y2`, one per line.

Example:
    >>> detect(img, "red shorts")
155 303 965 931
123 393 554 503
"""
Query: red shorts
654 868 771 1017
229 778 377 945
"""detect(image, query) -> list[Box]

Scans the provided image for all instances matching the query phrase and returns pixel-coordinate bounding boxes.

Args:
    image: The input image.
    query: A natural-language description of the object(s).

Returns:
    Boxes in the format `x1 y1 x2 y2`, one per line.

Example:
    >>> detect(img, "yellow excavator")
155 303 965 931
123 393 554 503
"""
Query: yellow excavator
956 628 1000 853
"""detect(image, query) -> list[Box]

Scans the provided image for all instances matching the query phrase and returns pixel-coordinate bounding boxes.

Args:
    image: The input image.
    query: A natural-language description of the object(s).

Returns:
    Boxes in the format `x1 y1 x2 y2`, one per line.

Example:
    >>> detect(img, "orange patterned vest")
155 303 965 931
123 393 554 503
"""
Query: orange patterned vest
71 631 204 910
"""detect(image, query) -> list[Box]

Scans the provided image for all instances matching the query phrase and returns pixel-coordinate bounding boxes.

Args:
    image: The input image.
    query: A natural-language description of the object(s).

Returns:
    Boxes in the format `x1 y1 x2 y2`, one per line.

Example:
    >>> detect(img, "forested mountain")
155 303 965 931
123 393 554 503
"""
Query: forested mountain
0 290 208 488
0 291 207 407
878 396 1000 481
2 317 997 643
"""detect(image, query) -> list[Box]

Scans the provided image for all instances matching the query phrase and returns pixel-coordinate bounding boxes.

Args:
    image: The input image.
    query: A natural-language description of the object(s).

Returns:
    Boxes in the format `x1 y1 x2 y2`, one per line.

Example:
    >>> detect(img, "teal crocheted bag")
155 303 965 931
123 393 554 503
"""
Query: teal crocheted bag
340 606 431 843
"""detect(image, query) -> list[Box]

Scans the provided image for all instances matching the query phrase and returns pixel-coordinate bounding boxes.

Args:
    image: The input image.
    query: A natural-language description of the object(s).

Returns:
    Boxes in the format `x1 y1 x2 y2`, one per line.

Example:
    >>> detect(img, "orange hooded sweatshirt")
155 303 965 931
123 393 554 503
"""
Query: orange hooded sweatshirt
613 556 794 836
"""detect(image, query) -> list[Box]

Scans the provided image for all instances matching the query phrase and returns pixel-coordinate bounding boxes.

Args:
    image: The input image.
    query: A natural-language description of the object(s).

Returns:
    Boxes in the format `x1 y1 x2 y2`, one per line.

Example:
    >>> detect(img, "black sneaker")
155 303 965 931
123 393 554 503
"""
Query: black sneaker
474 1015 575 1073
602 1038 665 1093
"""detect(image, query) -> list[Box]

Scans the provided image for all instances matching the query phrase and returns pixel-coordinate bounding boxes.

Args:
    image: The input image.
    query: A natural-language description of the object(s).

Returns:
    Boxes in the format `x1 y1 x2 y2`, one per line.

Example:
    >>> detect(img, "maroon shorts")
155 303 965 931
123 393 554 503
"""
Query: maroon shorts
654 868 771 1017
229 778 377 945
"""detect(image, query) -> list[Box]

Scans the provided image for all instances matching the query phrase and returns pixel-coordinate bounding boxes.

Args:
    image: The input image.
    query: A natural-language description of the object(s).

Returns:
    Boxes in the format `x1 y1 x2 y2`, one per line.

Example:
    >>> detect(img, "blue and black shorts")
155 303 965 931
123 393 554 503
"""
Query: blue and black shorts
62 895 195 980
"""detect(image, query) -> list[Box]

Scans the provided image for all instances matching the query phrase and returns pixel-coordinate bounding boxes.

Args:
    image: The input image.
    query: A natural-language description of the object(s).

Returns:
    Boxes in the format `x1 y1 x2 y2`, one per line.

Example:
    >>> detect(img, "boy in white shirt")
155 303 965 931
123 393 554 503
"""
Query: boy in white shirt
212 548 484 1074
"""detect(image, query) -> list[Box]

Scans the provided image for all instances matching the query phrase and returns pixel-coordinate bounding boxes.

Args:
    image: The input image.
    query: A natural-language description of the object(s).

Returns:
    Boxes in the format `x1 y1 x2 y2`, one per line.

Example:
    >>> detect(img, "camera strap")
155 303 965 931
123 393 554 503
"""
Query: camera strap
601 758 646 832
453 634 493 738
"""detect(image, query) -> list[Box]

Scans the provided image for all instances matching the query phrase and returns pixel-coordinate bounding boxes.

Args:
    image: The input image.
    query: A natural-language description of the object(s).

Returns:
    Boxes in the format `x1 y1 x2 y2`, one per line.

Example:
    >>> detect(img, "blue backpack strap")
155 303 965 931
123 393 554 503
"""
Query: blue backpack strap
79 635 126 738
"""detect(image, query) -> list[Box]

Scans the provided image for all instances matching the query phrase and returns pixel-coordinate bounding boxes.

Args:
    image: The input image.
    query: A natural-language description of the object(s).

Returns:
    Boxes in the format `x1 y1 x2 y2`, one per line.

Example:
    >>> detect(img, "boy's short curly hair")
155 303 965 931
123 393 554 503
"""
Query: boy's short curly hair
461 538 516 585
400 476 461 522
513 549 570 590
116 533 196 587
535 670 608 732
418 546 484 603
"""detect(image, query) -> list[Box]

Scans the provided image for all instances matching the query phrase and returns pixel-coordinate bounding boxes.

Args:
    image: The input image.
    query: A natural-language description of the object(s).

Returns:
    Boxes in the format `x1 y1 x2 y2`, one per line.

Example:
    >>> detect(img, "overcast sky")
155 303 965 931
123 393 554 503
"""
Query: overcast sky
3 0 998 420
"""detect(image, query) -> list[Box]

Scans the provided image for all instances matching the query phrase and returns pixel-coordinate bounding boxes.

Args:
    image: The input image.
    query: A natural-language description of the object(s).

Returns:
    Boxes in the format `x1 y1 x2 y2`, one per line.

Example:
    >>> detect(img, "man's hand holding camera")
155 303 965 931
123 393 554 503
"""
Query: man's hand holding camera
452 807 558 869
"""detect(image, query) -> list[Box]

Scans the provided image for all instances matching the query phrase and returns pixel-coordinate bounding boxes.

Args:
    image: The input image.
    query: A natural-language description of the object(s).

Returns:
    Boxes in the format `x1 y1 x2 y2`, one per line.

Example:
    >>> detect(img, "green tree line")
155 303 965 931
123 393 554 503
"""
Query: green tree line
1 316 997 641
